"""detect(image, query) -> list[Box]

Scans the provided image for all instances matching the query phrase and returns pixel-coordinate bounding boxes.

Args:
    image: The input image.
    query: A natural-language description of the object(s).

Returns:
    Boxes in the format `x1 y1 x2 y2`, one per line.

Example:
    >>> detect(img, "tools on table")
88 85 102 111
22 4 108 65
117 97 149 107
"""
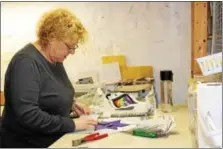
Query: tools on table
95 120 129 130
72 132 108 147
132 129 158 138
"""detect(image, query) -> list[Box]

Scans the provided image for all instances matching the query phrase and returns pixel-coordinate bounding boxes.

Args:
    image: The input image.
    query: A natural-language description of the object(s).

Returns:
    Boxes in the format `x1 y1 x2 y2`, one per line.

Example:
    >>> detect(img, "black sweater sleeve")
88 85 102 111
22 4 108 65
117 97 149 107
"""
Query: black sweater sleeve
10 57 75 134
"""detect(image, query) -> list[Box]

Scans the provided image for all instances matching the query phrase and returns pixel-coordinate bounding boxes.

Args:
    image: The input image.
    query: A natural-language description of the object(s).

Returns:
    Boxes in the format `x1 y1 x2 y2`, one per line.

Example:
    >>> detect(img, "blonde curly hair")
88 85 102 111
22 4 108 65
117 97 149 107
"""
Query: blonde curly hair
36 8 87 49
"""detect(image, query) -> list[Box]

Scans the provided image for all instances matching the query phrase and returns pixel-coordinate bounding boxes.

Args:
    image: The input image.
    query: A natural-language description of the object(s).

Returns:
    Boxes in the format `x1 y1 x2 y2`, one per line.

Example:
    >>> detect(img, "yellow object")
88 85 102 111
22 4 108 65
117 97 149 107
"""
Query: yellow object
101 55 153 80
122 66 153 80
102 55 127 67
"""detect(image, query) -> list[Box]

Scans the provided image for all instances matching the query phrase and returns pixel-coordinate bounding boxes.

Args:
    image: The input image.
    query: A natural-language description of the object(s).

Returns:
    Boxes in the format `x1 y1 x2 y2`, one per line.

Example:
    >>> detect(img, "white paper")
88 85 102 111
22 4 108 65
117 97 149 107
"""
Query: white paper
100 62 121 84
135 115 176 135
196 52 222 76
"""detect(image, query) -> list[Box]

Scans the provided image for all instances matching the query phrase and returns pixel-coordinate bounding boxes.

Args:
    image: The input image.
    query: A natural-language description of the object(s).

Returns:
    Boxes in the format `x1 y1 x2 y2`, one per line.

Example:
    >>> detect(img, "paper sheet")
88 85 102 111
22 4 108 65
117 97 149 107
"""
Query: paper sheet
100 62 121 84
196 52 222 76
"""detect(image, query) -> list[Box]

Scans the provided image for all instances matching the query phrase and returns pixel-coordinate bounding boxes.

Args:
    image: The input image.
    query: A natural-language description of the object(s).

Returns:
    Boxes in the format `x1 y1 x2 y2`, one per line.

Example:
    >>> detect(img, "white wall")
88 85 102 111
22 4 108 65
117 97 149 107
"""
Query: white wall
1 2 191 103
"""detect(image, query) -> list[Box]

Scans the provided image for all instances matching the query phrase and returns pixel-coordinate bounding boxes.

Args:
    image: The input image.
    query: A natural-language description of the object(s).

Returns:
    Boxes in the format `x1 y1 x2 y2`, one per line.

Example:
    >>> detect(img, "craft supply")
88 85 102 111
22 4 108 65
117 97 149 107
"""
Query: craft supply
95 124 137 134
95 120 129 130
133 129 158 138
106 93 137 109
115 107 134 110
110 111 149 118
99 110 151 118
134 115 176 137
72 133 108 147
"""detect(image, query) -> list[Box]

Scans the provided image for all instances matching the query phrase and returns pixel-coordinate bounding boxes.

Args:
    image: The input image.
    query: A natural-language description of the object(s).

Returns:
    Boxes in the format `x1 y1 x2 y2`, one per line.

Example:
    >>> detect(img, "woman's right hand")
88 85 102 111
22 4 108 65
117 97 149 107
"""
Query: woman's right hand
73 116 98 131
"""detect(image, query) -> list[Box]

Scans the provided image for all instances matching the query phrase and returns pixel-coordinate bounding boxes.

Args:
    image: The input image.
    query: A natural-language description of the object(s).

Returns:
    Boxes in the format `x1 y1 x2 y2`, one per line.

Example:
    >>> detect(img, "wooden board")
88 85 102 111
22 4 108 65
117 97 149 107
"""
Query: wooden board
191 2 208 76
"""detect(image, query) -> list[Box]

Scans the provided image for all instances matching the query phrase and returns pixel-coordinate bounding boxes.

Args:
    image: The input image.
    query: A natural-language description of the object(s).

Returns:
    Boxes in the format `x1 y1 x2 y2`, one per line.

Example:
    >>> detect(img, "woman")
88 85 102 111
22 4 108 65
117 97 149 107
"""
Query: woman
0 8 97 148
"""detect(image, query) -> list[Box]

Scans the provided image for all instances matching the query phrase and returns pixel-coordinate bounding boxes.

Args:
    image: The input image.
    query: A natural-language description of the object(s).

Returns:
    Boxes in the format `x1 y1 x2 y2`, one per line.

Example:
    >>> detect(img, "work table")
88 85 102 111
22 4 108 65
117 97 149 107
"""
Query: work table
49 105 193 148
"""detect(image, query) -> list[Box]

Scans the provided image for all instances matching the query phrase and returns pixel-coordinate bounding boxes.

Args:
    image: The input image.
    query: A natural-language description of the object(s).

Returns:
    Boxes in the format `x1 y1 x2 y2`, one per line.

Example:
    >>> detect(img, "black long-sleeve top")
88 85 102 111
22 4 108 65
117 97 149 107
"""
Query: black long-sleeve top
1 43 75 148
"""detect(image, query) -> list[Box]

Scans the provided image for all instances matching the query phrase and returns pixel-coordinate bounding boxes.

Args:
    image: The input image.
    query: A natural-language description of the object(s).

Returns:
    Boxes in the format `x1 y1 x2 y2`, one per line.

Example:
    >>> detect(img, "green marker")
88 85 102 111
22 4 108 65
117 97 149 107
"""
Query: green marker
133 129 158 138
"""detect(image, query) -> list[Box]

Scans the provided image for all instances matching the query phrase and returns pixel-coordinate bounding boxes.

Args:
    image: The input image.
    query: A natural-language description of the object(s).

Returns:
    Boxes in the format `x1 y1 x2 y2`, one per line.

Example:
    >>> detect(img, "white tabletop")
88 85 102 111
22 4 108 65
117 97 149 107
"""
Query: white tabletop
49 105 193 148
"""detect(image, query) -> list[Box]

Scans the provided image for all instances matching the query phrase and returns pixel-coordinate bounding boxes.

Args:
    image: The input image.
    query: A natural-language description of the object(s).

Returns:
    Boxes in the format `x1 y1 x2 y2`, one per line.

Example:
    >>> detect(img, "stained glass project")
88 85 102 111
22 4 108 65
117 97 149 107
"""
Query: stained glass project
112 94 137 108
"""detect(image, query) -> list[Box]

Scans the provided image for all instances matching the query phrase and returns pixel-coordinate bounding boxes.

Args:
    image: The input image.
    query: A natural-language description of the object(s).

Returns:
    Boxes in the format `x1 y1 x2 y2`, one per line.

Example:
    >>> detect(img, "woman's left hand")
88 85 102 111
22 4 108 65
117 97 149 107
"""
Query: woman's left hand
73 102 91 116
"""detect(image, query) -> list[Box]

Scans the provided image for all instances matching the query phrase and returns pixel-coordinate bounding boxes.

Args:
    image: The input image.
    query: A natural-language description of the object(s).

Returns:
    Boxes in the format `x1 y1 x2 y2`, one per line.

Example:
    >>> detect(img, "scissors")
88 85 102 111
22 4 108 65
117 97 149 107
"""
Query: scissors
72 132 108 146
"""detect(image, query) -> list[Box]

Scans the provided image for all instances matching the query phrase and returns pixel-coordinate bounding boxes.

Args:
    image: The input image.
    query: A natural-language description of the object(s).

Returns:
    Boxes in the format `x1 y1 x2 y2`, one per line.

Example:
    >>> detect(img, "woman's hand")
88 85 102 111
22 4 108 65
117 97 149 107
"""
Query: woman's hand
73 102 91 116
73 116 98 131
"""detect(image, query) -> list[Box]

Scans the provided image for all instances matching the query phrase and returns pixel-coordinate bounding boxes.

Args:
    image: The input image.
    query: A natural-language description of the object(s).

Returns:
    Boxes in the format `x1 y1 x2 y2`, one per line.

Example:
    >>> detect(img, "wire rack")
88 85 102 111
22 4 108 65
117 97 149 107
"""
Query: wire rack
211 2 222 54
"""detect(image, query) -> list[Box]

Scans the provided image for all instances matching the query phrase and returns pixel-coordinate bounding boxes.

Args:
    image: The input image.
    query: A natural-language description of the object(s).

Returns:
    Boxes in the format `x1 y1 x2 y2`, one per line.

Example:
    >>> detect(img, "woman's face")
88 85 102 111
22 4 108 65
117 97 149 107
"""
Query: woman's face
49 39 78 62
